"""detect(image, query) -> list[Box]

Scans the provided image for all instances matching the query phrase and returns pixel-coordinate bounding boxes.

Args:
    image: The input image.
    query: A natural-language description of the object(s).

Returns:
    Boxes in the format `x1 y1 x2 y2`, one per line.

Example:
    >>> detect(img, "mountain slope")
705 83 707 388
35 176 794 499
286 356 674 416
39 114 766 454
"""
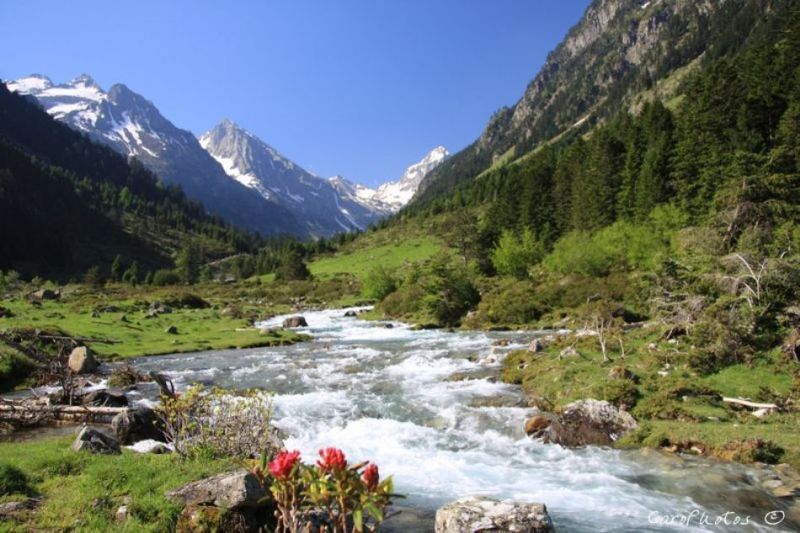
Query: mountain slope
8 75 301 236
413 0 781 206
0 81 257 277
199 120 445 236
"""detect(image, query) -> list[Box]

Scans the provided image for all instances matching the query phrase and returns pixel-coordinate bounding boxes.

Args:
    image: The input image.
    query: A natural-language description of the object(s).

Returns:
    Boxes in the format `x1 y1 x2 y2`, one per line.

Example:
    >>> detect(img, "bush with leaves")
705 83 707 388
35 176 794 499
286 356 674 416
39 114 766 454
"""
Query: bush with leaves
152 269 181 286
157 385 281 459
491 228 545 279
252 447 396 533
362 265 397 301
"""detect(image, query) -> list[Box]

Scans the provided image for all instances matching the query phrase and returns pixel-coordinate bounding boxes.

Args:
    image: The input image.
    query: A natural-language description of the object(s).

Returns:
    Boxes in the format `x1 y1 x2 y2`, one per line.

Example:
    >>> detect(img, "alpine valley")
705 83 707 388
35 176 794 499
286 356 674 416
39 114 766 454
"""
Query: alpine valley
2 0 800 532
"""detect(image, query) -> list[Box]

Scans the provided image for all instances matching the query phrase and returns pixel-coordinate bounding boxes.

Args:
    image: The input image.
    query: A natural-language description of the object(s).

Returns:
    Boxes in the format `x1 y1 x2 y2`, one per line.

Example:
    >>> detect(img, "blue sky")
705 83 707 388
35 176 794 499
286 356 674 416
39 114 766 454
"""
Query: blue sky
0 0 590 186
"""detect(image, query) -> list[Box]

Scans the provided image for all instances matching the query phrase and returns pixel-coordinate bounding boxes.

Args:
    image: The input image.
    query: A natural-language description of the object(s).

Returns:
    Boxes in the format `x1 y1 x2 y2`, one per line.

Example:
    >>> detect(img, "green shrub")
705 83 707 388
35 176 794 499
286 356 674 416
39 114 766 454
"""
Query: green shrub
0 463 31 495
152 269 182 286
362 265 397 301
491 228 545 279
594 380 640 409
0 348 37 393
274 250 311 281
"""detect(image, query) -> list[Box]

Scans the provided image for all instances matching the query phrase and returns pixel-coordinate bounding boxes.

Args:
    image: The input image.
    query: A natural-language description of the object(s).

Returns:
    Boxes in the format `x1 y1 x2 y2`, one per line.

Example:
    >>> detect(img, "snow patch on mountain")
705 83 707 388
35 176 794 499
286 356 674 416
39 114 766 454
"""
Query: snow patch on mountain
373 146 450 208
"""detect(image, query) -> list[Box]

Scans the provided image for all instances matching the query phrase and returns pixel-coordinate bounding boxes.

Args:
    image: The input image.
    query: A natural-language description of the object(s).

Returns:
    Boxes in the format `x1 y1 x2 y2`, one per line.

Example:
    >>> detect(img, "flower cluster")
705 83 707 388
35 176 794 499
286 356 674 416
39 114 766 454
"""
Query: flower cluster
253 447 396 533
269 449 301 480
317 447 348 472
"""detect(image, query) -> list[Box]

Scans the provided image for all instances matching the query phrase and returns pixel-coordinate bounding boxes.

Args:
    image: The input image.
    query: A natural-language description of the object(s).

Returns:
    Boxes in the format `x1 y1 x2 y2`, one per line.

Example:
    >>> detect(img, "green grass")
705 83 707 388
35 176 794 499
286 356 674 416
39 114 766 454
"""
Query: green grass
0 436 235 532
0 295 307 361
309 236 443 280
502 326 800 468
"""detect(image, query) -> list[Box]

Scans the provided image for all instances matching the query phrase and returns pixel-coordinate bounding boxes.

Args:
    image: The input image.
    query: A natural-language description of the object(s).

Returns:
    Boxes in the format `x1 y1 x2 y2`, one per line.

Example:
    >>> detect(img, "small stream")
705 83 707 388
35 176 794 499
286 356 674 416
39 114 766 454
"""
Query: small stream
125 308 794 532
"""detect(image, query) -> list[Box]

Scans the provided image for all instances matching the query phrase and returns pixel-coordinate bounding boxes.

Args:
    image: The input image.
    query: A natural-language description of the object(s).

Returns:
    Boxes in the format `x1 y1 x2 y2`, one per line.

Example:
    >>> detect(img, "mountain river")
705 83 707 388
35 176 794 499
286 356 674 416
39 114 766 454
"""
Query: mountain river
127 308 795 532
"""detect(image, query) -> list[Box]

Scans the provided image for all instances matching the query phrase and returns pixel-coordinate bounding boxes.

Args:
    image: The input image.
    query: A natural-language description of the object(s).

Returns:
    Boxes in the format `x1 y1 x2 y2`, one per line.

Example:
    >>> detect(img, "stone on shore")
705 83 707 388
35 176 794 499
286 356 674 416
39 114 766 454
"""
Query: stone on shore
71 426 121 454
112 407 164 444
68 346 99 374
540 399 638 446
166 469 267 509
435 496 554 532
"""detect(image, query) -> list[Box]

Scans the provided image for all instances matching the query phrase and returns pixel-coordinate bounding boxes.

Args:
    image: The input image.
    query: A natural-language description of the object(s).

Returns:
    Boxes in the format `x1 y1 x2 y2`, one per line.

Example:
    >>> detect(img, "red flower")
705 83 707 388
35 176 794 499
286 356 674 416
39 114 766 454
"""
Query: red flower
269 450 301 481
362 463 379 491
317 447 347 472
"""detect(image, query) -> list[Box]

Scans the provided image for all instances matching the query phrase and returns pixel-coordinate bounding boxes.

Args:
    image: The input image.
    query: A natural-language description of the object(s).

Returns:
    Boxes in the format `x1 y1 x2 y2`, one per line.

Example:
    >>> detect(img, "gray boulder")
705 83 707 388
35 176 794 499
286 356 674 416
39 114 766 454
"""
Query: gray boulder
435 496 554 532
81 389 128 408
166 469 267 509
112 407 164 444
68 346 99 374
540 399 638 447
282 316 308 328
71 426 121 454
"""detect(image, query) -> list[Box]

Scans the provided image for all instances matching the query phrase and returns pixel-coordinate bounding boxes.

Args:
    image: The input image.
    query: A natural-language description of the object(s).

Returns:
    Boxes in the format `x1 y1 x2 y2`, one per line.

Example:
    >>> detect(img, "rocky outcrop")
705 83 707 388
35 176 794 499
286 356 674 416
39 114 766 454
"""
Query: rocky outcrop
68 346 98 374
166 469 267 509
282 316 308 328
112 407 164 444
71 426 121 454
534 399 638 446
435 496 554 532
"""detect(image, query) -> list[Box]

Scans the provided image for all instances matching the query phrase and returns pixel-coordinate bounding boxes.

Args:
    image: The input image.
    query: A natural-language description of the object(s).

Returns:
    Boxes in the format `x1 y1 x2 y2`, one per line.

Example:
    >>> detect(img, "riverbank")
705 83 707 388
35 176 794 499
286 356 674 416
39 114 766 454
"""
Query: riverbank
0 279 356 391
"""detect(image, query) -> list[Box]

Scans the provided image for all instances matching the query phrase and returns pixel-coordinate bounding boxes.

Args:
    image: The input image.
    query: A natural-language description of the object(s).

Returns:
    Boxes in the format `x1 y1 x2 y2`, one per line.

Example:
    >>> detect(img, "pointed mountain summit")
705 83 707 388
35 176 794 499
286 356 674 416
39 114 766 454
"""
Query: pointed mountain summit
200 119 390 236
9 74 300 236
374 146 450 208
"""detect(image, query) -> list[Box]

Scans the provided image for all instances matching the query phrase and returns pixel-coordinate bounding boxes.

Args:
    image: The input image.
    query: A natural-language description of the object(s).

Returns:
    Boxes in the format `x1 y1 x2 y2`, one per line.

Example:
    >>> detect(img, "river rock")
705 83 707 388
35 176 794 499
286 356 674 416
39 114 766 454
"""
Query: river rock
528 338 545 353
541 399 638 446
282 316 308 328
524 415 552 436
81 389 129 408
166 469 267 509
71 426 121 454
112 407 164 444
435 496 554 532
68 346 99 374
344 310 357 317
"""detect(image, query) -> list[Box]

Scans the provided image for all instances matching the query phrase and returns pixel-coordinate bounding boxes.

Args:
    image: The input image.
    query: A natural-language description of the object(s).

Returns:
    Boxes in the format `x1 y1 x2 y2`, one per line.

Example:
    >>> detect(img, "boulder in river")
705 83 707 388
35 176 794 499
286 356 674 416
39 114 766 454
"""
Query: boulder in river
81 389 129 408
68 346 98 374
435 496 554 532
112 406 165 444
524 414 552 436
71 426 121 454
539 399 638 446
344 310 357 317
282 316 308 328
166 469 267 509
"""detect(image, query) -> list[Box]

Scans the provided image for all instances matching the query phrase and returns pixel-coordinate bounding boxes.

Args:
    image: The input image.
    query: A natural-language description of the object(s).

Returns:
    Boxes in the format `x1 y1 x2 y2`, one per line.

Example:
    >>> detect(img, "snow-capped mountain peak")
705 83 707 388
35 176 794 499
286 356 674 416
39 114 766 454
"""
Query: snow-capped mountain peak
9 73 302 236
373 146 450 208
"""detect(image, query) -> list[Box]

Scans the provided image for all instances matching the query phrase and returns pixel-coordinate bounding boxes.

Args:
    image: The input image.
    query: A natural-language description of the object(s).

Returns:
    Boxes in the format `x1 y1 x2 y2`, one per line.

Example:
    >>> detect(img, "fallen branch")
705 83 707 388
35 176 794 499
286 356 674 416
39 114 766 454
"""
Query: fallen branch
722 397 779 411
0 400 127 425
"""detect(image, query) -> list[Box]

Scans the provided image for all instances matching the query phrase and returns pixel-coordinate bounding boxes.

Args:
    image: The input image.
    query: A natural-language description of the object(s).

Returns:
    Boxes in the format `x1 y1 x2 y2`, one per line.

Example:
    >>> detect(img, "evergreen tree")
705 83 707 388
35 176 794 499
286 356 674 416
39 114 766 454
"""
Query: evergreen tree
110 254 123 282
